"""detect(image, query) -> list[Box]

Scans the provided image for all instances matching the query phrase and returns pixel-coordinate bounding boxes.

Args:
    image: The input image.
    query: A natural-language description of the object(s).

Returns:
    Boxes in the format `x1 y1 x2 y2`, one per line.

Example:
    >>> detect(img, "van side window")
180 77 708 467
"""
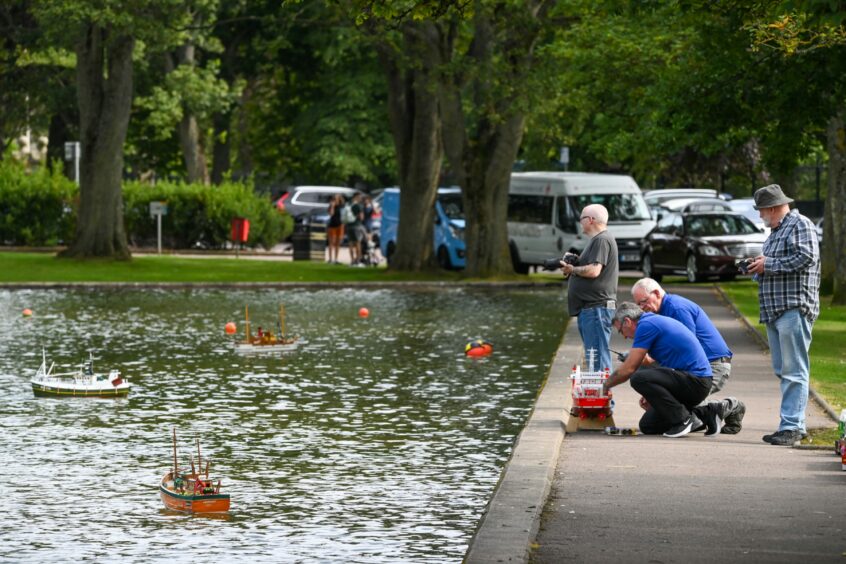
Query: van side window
508 195 554 224
555 196 577 232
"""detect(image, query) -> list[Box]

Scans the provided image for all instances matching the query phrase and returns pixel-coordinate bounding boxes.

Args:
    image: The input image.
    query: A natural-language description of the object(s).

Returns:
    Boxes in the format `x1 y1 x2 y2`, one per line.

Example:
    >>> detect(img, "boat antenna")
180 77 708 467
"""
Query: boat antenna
196 438 201 477
172 427 178 477
279 304 286 337
244 305 251 341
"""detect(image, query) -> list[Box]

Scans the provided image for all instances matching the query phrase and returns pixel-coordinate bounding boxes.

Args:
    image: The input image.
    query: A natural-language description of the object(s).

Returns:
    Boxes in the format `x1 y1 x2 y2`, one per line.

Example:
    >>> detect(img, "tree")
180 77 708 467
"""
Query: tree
440 1 552 277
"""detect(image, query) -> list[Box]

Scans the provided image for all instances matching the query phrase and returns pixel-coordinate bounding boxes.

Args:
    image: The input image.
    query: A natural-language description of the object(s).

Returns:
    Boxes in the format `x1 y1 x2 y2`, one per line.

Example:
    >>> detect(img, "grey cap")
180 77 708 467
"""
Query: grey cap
753 184 794 210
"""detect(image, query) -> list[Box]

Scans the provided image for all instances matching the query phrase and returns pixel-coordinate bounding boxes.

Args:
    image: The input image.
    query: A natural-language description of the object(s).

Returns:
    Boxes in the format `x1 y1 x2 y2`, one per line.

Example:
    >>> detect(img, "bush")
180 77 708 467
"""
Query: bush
123 180 293 250
0 157 77 246
0 154 290 250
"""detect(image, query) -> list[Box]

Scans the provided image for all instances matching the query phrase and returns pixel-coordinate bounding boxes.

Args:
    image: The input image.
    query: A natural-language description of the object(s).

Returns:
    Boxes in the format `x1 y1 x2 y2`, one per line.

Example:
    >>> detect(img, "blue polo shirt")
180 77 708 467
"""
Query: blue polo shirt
659 294 732 362
632 313 712 377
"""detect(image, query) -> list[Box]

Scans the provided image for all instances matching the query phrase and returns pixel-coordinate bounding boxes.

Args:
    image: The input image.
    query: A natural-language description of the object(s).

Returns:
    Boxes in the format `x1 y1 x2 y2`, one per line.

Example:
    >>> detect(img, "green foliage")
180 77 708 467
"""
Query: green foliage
0 155 76 245
123 180 292 250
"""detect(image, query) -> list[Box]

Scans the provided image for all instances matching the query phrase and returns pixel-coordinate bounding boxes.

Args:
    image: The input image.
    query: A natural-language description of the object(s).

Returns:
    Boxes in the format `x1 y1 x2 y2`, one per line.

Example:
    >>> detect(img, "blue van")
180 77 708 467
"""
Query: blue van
379 187 466 269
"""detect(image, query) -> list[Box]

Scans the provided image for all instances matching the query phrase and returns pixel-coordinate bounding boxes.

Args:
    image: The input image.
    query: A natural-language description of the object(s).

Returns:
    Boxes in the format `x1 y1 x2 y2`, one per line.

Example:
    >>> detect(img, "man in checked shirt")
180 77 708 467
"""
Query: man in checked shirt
746 184 821 446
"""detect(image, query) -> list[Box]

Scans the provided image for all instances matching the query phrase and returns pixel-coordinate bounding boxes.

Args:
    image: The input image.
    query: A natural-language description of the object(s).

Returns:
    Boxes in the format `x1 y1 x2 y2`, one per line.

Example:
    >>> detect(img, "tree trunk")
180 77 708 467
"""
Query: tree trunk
377 22 444 271
168 43 209 185
60 24 133 260
824 110 846 304
440 4 548 277
210 109 232 185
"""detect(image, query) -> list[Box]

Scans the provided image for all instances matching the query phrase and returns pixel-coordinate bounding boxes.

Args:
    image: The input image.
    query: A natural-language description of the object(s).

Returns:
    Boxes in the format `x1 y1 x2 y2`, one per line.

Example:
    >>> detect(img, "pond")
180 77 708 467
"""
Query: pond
0 286 566 562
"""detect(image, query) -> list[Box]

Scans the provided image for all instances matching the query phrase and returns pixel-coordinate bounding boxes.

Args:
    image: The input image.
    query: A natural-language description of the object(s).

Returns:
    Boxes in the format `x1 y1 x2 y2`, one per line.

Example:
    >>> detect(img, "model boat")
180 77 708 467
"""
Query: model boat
31 350 130 397
160 429 231 514
234 304 299 353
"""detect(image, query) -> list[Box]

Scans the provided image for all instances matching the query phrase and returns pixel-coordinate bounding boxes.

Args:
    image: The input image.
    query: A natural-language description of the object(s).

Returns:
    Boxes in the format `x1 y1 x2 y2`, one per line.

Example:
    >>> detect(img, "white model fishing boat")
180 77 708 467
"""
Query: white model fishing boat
31 350 130 397
234 304 299 353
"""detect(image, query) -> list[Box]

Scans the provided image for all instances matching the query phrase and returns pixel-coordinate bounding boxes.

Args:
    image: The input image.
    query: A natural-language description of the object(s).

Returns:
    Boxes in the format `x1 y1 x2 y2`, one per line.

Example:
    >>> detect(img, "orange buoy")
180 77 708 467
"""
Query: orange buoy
465 339 493 357
224 322 237 334
22 308 33 317
358 307 370 318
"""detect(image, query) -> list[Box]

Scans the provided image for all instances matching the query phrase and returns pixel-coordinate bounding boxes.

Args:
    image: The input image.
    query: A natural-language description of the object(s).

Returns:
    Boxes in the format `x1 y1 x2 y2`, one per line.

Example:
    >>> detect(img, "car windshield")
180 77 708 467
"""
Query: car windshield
568 194 651 221
439 193 464 220
685 214 760 236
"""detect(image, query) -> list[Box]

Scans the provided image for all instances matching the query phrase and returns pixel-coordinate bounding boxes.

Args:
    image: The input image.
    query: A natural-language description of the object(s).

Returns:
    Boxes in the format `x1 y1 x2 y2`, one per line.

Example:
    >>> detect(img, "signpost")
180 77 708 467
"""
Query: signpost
559 146 570 171
149 201 168 254
64 141 81 184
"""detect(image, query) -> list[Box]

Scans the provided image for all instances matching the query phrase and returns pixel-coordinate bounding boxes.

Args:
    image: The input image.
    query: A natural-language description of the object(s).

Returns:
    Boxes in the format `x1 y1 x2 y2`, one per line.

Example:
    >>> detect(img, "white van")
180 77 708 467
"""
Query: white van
507 172 655 273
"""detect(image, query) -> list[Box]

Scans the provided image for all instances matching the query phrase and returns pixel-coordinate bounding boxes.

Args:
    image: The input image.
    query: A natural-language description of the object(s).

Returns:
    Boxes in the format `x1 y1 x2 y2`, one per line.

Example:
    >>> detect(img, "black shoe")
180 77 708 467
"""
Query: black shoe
690 413 706 433
703 403 723 437
762 429 803 446
663 418 693 438
721 399 745 434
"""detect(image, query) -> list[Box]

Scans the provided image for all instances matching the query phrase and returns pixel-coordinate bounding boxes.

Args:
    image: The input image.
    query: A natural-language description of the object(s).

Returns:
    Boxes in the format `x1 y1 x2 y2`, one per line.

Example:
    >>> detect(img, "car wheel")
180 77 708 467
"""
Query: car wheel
642 253 662 282
509 242 530 275
686 254 702 283
437 246 453 270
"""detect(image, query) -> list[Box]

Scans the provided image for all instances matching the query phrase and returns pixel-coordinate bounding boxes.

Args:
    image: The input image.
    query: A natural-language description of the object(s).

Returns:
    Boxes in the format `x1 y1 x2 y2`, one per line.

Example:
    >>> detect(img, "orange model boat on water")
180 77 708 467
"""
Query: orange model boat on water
159 429 230 514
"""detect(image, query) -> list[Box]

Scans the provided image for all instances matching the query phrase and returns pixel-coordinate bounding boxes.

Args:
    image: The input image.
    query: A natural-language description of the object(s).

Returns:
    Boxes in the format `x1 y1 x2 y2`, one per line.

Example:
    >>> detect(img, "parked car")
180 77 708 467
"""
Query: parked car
274 186 358 219
728 198 769 235
380 186 466 269
642 188 723 207
641 210 767 283
651 197 734 222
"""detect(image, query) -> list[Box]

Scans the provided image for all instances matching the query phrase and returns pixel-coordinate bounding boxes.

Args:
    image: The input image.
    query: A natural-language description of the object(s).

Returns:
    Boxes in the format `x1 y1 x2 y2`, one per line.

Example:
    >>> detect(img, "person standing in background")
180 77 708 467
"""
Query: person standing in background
559 204 619 371
746 184 820 446
326 193 345 264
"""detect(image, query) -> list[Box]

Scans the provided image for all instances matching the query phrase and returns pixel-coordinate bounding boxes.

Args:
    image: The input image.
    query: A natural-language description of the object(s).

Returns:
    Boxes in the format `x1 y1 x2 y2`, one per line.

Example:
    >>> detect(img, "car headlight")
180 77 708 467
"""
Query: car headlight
699 244 723 256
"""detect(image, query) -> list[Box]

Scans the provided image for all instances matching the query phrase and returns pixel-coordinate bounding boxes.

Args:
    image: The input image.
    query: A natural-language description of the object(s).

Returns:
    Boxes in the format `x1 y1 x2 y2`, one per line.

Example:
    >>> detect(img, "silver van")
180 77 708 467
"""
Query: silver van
507 172 654 273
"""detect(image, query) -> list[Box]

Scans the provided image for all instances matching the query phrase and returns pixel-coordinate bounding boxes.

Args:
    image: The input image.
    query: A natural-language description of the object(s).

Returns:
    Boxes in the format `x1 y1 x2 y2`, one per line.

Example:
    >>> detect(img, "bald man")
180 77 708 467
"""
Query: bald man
559 203 619 371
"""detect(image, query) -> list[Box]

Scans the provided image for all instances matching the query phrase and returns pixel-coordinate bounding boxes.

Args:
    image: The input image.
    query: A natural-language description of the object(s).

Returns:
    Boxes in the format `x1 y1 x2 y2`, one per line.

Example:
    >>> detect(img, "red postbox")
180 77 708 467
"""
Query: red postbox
231 217 250 243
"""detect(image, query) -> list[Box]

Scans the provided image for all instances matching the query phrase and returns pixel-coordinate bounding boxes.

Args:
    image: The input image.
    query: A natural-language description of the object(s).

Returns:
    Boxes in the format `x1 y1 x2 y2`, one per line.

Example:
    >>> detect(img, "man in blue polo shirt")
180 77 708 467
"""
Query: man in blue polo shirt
631 278 746 434
603 302 714 438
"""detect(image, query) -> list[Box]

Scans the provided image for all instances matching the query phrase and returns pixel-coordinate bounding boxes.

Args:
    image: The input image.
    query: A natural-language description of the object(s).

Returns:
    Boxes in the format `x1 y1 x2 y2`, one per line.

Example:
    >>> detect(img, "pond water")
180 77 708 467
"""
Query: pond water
0 287 565 563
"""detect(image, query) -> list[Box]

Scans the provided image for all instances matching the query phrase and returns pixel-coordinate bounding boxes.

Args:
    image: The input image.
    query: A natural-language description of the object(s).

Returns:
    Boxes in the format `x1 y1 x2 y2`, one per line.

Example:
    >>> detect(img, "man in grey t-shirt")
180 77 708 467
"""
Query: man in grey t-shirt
559 203 619 371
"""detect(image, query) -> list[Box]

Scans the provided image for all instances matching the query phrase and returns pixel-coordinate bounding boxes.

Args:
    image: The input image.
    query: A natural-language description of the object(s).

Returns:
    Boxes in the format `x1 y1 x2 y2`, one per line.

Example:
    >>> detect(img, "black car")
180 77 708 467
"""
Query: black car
641 211 767 283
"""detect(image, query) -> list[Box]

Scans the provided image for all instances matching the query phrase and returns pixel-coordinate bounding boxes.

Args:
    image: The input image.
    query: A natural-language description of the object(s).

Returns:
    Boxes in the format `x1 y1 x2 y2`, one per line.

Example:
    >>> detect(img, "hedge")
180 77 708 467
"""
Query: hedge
0 159 292 249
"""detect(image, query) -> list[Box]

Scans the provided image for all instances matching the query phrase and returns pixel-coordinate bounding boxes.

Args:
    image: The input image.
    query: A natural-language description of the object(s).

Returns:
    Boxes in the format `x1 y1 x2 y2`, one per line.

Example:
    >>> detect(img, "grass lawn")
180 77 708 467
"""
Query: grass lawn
719 280 846 415
0 251 480 284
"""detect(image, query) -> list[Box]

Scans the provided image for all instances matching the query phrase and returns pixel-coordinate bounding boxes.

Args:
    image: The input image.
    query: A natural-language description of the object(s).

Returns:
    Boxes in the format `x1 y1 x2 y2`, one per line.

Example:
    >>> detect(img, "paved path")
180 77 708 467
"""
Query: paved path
529 285 844 563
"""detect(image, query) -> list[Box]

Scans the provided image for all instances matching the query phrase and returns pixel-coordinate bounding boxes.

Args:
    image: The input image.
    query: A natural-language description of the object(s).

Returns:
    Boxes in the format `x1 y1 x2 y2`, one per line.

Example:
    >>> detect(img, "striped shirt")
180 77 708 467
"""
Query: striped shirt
757 210 820 324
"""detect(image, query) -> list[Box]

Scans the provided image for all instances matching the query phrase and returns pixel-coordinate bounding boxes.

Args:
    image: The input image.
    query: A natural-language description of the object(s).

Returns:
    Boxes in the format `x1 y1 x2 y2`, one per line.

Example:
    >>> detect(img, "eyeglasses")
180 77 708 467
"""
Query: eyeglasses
579 216 593 222
615 319 626 335
635 291 654 306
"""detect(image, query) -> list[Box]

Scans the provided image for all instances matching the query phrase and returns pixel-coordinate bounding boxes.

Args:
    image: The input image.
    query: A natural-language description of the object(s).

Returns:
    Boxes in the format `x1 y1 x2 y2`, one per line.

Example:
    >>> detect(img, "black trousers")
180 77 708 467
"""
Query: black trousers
630 366 712 434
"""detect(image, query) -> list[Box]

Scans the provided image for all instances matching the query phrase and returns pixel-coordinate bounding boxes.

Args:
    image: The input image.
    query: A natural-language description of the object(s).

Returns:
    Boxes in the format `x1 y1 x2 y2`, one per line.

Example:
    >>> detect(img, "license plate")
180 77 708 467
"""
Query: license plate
620 253 639 263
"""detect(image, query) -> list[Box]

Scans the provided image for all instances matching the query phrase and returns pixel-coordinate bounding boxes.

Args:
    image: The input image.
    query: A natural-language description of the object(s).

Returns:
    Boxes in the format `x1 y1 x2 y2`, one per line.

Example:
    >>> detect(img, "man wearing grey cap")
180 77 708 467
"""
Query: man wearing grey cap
746 184 820 446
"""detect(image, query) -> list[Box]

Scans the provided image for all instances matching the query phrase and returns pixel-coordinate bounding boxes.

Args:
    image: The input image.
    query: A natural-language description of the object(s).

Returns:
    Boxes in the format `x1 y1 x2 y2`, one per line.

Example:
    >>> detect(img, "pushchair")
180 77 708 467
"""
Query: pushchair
358 233 382 266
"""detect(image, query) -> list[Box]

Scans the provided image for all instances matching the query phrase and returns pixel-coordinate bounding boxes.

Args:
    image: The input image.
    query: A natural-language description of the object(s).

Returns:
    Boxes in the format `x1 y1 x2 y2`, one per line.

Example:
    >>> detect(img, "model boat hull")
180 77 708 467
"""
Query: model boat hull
160 473 230 513
31 381 130 397
234 342 298 353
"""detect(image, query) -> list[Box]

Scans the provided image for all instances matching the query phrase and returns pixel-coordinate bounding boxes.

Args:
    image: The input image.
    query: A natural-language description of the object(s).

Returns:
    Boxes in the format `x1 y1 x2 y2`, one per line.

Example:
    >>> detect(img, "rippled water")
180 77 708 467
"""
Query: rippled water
0 287 565 563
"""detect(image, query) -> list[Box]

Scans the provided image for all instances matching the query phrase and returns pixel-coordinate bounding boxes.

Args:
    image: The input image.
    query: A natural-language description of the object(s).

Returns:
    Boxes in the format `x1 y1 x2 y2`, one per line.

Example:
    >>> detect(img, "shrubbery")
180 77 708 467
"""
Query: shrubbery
123 180 292 250
0 157 292 250
0 159 76 246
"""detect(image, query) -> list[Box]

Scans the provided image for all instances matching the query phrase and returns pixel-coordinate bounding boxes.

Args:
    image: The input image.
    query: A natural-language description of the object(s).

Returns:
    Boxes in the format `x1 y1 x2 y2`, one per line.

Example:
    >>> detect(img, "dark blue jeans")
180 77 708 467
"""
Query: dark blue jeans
631 366 712 434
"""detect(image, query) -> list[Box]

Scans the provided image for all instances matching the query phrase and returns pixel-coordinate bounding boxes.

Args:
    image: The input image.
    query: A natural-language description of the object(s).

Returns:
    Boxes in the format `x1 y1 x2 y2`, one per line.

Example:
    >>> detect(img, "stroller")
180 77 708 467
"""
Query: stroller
358 232 382 266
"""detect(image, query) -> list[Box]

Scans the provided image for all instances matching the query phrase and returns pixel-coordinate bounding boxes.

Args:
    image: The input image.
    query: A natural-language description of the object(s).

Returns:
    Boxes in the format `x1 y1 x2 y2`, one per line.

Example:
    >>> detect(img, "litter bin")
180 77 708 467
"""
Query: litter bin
292 221 311 261
291 215 328 261
307 214 327 261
